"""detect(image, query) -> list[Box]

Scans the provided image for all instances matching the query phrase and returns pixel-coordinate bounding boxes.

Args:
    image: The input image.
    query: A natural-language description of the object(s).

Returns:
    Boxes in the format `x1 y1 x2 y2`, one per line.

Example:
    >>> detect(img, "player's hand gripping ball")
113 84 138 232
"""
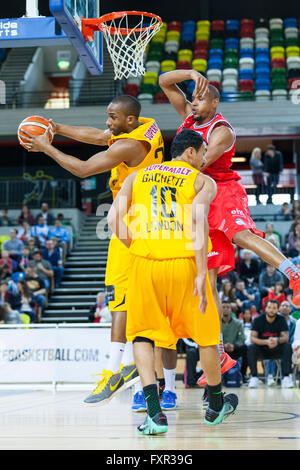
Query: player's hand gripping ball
18 116 54 151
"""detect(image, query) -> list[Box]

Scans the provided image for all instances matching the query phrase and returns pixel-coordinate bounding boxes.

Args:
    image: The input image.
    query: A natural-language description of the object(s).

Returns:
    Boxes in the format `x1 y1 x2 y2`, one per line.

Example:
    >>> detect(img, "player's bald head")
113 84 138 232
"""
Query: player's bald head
110 95 141 118
207 84 220 102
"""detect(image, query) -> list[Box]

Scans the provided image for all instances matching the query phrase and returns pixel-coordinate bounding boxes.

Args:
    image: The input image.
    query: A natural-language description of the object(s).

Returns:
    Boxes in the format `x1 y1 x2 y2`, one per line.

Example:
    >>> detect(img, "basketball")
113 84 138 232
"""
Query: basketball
17 115 53 151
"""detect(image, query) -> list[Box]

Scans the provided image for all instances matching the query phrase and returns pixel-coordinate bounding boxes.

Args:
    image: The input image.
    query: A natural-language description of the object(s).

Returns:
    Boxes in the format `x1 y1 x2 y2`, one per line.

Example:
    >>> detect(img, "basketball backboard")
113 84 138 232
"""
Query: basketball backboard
49 0 103 75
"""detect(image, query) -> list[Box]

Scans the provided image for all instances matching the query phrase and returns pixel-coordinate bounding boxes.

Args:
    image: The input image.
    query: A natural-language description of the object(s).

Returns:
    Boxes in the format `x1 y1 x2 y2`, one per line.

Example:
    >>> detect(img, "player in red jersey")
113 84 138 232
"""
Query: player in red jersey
159 69 300 387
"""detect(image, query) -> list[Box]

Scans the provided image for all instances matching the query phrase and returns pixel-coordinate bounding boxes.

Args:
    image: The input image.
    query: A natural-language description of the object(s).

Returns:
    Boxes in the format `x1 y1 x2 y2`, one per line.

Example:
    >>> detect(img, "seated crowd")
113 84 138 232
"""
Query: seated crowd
0 203 70 323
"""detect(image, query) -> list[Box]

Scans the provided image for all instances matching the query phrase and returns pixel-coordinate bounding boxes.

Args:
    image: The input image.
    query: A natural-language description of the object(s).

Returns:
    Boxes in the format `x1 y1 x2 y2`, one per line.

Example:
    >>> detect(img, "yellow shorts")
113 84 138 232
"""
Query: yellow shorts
105 235 132 311
126 256 220 349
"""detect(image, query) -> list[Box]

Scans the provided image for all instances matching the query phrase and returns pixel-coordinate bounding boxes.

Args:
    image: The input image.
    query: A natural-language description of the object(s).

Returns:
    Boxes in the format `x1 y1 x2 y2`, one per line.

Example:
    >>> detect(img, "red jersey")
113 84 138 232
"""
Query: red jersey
177 112 240 182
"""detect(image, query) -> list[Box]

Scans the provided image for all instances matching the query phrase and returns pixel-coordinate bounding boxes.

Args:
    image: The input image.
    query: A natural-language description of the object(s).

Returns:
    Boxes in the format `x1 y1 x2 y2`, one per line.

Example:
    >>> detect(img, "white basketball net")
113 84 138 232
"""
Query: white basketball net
101 14 162 80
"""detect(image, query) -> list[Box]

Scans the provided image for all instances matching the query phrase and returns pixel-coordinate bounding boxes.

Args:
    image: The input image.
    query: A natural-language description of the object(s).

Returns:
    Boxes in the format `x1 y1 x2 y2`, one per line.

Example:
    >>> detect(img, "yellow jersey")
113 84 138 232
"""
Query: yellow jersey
128 160 212 259
108 117 164 199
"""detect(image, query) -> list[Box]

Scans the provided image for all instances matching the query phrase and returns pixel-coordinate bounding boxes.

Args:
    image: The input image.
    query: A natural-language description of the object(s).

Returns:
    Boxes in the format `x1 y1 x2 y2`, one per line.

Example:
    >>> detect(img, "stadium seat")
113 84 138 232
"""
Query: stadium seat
164 41 180 54
192 59 207 72
222 78 238 92
168 21 182 32
123 84 139 97
255 89 271 100
272 89 287 100
178 49 193 62
176 60 192 69
145 61 161 74
240 37 254 49
137 93 153 103
20 313 31 324
160 60 176 72
239 57 254 70
223 68 238 80
207 69 222 82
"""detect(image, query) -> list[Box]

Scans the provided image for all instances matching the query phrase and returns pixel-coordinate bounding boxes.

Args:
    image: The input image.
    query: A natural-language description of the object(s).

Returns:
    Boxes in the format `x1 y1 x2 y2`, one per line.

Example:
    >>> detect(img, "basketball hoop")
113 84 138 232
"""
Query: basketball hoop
81 11 162 79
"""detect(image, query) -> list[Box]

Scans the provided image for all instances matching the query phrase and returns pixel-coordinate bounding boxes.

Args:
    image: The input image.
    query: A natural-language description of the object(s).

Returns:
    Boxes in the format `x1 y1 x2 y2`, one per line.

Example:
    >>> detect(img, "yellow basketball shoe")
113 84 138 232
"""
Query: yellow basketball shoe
118 363 140 392
83 370 124 406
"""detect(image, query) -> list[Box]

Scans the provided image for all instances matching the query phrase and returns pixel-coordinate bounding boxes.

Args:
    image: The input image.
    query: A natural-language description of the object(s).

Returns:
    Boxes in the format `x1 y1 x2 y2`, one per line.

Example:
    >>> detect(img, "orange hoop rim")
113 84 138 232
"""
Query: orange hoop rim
86 10 162 36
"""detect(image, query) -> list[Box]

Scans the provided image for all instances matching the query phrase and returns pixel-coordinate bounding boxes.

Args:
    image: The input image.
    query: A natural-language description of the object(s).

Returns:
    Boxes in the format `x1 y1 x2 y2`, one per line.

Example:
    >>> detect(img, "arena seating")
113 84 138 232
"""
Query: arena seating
123 17 300 104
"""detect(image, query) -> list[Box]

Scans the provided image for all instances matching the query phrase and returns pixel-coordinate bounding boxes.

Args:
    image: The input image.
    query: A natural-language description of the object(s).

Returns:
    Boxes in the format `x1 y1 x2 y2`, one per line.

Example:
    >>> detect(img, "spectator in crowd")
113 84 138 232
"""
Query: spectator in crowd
2 229 24 261
25 237 39 256
0 208 13 226
235 279 261 313
30 216 49 247
89 292 111 323
24 266 47 312
17 220 32 243
0 264 11 281
18 205 35 226
259 264 285 298
11 280 37 323
292 319 300 372
57 213 68 226
48 219 70 255
278 202 292 221
0 250 14 273
265 223 281 250
292 200 300 219
42 240 64 288
238 249 261 287
287 238 300 259
28 249 53 292
219 280 238 314
287 222 300 253
263 282 286 310
250 147 264 205
279 300 297 344
36 202 55 226
221 301 248 382
0 303 22 324
241 308 253 346
263 144 283 204
0 280 11 305
18 246 31 271
248 299 293 388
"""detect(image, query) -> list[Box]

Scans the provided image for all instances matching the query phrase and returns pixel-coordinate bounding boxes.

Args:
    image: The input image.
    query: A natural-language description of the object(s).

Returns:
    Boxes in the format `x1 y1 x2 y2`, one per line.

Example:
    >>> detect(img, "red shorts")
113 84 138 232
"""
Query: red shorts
207 180 265 276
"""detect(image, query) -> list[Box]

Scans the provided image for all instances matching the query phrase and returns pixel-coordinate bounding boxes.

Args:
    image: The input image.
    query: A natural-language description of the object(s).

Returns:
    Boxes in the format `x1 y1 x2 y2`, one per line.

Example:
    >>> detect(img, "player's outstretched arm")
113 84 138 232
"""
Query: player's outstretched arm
22 129 145 178
49 119 112 146
200 125 235 171
158 69 208 120
107 172 137 248
192 175 217 314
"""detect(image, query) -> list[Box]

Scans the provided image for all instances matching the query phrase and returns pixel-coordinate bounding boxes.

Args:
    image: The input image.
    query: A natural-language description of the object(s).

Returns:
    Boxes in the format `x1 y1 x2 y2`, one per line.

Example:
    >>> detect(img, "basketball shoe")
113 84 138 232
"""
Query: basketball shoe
119 363 140 392
137 412 168 435
197 353 236 387
204 393 238 425
83 370 124 406
132 391 147 412
289 272 300 307
160 390 177 410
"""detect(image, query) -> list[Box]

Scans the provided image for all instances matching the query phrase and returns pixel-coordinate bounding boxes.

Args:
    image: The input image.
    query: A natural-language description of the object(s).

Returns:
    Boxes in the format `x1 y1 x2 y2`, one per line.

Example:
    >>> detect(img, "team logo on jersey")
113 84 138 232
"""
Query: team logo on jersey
207 251 219 257
235 218 246 226
231 209 246 218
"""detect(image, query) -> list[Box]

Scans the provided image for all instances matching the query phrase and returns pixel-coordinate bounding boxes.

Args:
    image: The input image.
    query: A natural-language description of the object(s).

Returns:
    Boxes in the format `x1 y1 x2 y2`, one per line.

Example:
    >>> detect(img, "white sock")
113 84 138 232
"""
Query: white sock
122 341 135 366
163 367 176 393
134 380 143 393
107 342 125 373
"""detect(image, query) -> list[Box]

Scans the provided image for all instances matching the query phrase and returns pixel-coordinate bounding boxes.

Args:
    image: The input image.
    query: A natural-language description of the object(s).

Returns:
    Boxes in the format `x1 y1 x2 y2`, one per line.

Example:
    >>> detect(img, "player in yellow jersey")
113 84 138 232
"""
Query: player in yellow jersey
22 95 164 408
108 129 238 434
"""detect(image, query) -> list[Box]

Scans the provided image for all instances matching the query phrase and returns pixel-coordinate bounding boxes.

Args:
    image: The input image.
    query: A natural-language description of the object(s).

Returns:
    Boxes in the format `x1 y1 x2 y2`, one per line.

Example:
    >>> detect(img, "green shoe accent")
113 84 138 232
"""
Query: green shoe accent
137 412 168 435
204 393 238 425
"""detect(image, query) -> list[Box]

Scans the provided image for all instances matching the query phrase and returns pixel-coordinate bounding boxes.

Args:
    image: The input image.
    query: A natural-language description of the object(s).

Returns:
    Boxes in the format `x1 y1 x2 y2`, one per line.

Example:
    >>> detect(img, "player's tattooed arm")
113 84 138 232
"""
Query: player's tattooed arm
200 125 235 171
159 69 208 120
107 172 137 249
49 119 112 146
192 175 217 314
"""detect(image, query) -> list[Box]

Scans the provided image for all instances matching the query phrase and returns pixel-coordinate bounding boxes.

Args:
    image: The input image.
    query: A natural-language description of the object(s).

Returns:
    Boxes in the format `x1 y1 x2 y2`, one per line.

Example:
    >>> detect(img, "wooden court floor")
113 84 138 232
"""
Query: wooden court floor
0 382 300 451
